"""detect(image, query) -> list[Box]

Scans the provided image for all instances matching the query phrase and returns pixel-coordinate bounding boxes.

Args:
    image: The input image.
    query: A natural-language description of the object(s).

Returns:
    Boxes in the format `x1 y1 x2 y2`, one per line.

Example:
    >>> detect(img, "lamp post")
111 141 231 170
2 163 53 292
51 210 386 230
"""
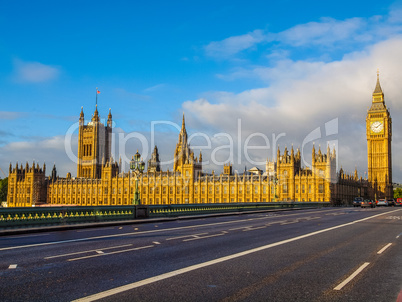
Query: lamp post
270 174 278 202
130 150 145 205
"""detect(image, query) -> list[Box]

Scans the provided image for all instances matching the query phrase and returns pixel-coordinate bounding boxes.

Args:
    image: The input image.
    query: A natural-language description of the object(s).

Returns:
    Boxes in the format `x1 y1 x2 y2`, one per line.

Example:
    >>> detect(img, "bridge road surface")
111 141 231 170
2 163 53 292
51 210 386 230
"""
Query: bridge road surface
0 207 401 302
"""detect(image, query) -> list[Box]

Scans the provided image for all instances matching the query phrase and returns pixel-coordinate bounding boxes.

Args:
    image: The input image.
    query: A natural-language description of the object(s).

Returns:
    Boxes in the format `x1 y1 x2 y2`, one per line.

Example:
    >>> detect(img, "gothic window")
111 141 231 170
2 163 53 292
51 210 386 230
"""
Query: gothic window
319 184 324 193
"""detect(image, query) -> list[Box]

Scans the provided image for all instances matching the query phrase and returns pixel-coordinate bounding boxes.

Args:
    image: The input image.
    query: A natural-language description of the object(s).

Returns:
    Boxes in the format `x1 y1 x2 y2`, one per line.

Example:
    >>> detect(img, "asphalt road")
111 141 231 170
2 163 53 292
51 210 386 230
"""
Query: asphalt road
0 207 401 302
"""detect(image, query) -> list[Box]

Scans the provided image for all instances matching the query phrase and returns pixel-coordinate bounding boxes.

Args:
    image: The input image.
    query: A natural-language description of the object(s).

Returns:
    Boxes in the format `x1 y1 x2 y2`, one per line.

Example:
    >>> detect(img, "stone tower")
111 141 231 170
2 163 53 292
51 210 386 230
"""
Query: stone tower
173 113 202 178
366 71 392 199
77 106 112 178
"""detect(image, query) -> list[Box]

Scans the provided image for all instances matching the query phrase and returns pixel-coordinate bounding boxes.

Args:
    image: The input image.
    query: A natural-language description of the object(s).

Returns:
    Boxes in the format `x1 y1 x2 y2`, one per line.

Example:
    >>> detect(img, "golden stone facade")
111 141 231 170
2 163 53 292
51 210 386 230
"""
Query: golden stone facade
366 72 393 199
7 74 390 207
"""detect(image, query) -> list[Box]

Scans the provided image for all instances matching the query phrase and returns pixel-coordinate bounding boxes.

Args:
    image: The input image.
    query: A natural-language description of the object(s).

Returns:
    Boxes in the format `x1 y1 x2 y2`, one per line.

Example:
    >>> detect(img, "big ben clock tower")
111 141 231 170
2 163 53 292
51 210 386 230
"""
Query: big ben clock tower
366 71 392 199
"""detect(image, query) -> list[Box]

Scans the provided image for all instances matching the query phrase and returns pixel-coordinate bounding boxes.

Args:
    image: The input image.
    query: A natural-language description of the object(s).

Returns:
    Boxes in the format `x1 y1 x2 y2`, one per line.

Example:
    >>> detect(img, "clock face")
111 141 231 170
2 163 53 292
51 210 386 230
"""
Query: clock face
371 121 384 133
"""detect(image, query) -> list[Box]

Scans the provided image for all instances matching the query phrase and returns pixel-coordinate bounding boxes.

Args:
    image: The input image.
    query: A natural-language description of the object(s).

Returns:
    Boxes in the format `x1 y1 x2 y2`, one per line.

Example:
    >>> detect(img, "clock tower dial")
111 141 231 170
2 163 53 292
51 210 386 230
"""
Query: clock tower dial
366 71 392 199
370 120 384 134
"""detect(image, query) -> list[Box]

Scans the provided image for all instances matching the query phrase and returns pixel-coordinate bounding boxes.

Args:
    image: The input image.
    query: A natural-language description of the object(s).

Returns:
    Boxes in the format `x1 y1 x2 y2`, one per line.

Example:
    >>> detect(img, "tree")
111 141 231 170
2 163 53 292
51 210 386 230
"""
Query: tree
0 177 8 202
394 187 402 199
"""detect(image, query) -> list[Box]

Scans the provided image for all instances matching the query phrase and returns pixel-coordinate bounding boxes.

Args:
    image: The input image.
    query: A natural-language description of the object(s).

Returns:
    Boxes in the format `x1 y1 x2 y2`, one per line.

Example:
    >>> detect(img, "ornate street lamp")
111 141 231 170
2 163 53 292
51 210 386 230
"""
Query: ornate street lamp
270 175 278 202
130 150 145 205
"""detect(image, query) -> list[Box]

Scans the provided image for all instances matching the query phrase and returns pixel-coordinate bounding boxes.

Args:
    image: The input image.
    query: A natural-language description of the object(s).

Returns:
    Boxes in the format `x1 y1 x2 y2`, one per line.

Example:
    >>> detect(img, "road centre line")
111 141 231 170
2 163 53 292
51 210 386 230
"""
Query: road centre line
1 208 393 252
228 226 253 231
44 244 133 259
280 220 300 225
68 245 154 262
73 210 399 302
333 262 370 290
8 264 17 269
183 231 228 242
377 243 392 254
166 233 209 241
243 226 267 231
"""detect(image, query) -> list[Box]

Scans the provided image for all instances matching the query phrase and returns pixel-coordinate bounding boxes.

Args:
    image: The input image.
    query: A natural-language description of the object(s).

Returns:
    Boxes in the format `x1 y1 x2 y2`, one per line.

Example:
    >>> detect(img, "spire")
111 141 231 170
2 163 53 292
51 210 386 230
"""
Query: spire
92 104 100 122
107 108 112 127
371 70 386 108
181 112 185 131
79 106 84 126
179 112 188 144
373 69 383 95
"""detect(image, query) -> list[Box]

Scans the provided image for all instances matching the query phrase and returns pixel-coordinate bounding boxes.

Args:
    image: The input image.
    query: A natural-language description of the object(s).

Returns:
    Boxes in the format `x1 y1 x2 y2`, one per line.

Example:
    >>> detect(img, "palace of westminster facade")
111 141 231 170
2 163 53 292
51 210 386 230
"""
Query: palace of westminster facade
7 74 393 207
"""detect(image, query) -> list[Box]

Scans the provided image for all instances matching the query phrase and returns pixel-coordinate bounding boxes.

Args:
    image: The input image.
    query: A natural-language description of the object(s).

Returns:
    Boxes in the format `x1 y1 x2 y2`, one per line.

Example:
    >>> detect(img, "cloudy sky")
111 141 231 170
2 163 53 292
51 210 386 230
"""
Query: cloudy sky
1 0 402 182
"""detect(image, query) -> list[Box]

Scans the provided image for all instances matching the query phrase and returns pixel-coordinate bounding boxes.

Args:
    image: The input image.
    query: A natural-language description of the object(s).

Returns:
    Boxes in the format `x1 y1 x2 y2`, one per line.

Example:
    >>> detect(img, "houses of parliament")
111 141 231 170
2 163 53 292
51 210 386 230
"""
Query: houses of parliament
6 73 393 207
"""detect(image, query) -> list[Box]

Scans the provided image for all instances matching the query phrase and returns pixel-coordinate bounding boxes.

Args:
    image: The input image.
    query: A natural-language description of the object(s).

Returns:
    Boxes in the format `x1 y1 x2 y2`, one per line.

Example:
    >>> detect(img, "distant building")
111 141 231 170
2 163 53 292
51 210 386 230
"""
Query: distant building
7 74 390 206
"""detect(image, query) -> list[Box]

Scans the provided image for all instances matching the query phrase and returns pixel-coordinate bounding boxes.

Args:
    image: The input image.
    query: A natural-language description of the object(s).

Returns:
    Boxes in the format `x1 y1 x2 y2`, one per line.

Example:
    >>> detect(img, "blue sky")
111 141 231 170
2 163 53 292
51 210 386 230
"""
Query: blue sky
1 0 402 182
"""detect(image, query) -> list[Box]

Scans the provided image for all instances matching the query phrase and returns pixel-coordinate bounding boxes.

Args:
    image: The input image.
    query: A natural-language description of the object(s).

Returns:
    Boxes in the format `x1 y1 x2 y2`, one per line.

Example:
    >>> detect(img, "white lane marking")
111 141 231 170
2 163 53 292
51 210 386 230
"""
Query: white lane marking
304 216 321 220
280 220 300 225
68 245 154 262
183 232 227 241
153 242 161 245
3 208 399 252
8 264 17 269
72 212 392 302
44 244 133 259
166 233 209 241
333 262 370 290
228 226 253 231
96 251 104 254
243 226 267 231
377 243 392 254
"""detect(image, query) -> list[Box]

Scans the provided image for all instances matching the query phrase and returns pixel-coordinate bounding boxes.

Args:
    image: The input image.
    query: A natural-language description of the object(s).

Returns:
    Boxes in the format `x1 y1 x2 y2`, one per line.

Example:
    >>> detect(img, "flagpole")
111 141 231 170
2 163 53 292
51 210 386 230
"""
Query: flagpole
96 87 98 106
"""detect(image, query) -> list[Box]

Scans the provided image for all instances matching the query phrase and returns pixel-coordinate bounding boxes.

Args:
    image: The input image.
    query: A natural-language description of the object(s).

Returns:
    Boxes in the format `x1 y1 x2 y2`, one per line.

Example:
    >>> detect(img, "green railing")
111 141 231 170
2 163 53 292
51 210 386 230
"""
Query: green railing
0 206 135 228
148 202 329 217
0 202 329 229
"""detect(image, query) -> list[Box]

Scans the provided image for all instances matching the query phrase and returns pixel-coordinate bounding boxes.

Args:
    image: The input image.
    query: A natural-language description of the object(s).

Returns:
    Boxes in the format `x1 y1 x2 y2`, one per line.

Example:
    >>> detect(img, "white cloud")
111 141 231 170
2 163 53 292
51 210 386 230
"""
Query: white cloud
12 59 60 83
0 111 27 120
184 37 402 181
0 135 77 178
205 29 268 58
277 17 366 47
204 8 402 60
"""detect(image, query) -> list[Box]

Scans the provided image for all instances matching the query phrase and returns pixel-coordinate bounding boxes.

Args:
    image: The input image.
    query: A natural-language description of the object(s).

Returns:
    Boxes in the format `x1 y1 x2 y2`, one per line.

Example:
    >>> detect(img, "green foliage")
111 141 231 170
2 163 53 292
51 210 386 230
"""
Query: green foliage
0 177 8 202
394 187 402 199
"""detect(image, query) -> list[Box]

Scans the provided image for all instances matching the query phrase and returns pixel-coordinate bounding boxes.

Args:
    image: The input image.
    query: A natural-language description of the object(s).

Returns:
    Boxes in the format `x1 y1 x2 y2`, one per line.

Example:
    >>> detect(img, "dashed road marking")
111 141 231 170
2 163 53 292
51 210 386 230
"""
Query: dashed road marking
334 262 370 291
44 244 133 259
8 264 17 269
377 243 392 254
68 245 154 262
